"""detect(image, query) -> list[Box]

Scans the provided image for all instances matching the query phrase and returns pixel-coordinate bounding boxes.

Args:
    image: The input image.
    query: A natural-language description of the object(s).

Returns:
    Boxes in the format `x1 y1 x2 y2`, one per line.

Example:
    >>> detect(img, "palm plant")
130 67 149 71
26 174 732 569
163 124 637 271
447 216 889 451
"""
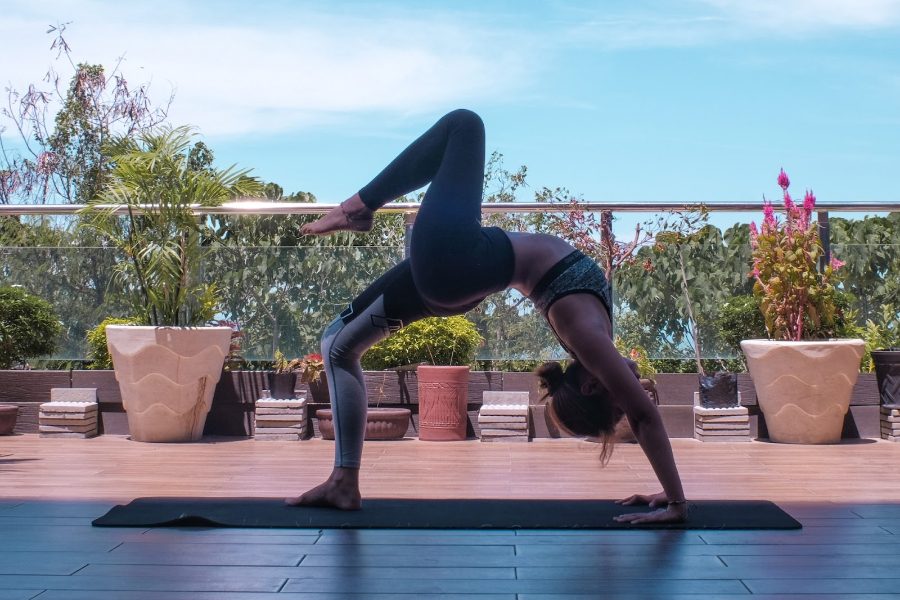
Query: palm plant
79 126 263 326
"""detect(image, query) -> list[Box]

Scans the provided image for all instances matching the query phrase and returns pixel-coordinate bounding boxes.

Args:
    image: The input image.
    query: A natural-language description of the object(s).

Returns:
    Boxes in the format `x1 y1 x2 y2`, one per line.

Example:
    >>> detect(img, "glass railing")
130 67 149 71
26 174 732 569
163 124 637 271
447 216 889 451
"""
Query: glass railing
1 242 897 363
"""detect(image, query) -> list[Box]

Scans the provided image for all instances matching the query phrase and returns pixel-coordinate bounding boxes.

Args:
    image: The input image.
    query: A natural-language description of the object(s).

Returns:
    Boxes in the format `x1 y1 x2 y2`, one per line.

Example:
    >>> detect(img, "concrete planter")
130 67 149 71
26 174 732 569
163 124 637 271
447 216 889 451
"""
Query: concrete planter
741 339 865 444
106 326 232 442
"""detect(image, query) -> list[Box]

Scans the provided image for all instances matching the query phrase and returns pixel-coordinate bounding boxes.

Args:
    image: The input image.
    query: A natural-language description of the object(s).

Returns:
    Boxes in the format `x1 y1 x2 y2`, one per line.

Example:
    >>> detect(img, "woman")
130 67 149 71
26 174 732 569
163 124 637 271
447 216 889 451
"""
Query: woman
287 109 687 524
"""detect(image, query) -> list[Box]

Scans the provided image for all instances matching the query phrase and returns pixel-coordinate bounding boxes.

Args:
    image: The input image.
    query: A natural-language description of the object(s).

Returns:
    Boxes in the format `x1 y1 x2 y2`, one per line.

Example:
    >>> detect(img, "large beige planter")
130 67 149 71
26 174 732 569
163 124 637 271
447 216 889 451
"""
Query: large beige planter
106 326 232 442
741 339 865 444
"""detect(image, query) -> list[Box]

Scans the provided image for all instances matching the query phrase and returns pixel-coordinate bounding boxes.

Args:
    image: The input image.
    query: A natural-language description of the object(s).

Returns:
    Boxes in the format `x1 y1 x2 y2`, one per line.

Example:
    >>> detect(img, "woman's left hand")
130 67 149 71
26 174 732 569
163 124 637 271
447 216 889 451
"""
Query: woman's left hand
614 504 687 524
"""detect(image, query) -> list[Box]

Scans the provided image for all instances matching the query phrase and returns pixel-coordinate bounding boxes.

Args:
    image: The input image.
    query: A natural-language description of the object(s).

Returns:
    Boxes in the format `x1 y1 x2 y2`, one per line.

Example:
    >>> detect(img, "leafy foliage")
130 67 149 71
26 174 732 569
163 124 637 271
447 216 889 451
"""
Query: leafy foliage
79 126 264 326
361 316 483 370
0 24 171 205
85 317 136 369
0 286 63 368
861 304 900 371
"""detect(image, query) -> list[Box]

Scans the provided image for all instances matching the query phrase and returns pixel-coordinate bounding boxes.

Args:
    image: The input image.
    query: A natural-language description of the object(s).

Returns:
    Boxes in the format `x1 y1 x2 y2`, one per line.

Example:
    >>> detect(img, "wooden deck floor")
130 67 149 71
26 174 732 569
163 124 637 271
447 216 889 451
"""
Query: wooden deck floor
1 434 899 599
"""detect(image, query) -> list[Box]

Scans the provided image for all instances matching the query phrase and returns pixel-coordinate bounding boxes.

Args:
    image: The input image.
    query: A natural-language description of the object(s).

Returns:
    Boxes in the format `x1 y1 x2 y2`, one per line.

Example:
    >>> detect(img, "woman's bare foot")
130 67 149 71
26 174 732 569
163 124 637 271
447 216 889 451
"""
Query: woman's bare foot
285 466 362 510
300 193 375 236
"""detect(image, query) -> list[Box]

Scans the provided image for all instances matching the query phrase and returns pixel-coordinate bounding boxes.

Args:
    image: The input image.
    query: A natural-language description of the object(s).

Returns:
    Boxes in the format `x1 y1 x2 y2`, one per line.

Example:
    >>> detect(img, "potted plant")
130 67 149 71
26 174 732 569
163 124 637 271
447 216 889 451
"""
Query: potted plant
79 126 263 442
361 316 483 441
297 352 328 402
0 286 63 434
741 169 865 444
656 209 739 408
862 304 900 407
268 349 301 399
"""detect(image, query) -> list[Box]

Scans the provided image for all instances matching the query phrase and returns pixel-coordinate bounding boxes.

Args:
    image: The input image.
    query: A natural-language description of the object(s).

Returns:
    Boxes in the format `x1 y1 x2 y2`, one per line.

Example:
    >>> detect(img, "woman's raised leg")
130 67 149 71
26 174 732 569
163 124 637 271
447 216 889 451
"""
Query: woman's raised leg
301 109 486 236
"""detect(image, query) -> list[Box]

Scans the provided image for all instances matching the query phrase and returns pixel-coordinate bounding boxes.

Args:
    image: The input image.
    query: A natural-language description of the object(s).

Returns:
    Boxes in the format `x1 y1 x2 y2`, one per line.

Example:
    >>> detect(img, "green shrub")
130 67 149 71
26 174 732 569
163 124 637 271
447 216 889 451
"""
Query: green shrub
86 318 137 369
717 295 768 354
0 286 63 369
361 316 483 370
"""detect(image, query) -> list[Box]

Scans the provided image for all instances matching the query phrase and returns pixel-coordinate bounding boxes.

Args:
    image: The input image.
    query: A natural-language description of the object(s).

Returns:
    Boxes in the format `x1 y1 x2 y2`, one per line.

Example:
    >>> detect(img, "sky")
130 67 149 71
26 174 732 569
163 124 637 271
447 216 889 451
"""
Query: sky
2 0 899 234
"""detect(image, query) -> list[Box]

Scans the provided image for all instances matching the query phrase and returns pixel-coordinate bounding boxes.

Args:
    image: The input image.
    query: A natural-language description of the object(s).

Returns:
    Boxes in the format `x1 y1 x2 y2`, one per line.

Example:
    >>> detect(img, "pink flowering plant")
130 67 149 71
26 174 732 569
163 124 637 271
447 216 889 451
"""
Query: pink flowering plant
750 169 843 341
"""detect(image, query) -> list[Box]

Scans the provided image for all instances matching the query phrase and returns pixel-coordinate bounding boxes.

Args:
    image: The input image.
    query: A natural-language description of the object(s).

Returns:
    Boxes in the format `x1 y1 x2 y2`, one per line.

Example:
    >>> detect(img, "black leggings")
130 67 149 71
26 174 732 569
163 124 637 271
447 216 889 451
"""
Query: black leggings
322 110 515 467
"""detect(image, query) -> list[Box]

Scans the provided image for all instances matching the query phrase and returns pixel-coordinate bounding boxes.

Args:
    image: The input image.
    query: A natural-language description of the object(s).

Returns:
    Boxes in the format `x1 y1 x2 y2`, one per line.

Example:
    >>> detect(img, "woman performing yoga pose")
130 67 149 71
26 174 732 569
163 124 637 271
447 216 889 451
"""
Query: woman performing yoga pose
288 109 687 524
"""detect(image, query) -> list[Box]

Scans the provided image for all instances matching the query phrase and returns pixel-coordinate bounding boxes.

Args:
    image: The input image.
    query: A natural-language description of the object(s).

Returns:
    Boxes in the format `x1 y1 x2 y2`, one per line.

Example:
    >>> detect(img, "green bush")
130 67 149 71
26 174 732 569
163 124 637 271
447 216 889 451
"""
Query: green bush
0 286 63 369
86 318 137 369
361 316 483 370
717 295 768 354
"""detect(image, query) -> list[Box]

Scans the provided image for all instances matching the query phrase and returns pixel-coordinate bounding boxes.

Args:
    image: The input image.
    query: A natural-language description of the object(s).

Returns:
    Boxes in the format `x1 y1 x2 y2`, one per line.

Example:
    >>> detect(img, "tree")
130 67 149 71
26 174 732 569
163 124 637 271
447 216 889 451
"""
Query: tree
1 24 171 205
79 126 264 326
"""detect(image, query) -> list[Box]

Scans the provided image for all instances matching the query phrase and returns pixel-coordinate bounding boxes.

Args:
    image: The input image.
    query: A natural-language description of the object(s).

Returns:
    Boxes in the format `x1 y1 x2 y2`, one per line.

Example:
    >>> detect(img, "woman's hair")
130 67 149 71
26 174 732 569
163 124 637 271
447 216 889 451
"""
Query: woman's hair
535 360 624 464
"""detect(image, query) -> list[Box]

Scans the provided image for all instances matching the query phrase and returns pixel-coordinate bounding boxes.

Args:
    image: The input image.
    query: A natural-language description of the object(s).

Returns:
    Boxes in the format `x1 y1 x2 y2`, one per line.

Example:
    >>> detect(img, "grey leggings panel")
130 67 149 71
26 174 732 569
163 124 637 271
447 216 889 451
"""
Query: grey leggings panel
322 261 430 467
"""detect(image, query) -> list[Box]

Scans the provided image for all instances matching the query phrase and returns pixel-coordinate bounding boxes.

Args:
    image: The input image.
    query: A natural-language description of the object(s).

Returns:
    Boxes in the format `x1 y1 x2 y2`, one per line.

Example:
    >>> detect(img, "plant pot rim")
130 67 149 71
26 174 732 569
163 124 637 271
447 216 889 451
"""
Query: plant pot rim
417 365 471 370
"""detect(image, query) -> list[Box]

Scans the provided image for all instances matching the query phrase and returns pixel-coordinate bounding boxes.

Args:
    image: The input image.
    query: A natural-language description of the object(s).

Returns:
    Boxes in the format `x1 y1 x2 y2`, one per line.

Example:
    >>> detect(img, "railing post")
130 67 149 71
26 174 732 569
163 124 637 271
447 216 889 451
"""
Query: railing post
404 212 416 259
818 211 831 273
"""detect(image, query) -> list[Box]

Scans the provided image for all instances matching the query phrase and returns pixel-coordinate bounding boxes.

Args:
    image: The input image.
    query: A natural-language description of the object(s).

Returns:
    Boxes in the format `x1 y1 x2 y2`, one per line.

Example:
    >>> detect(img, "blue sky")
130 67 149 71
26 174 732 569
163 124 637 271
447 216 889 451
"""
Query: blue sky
3 0 899 234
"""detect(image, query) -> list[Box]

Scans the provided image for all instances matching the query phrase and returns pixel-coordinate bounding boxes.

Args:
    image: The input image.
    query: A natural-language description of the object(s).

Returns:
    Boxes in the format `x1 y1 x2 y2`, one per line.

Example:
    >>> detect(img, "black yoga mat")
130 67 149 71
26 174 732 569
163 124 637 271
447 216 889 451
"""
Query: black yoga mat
93 498 801 530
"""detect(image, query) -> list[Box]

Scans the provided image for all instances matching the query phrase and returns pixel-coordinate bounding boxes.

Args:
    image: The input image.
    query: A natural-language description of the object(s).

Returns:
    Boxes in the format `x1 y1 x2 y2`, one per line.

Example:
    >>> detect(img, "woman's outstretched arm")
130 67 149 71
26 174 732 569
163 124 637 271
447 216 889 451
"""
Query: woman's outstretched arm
548 294 687 524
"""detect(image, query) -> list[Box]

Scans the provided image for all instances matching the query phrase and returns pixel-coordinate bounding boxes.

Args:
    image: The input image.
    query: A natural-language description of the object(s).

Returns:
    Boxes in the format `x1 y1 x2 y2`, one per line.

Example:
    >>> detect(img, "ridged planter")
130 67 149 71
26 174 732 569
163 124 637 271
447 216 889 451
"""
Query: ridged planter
106 326 232 443
417 365 470 441
741 339 865 444
872 350 900 406
316 407 411 440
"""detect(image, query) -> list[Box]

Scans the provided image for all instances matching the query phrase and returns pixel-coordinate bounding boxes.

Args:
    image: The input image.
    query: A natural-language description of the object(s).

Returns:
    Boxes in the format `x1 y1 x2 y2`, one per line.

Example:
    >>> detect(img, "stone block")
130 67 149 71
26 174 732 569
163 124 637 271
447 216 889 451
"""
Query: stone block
883 414 900 423
477 421 528 430
39 402 98 414
40 416 98 427
38 431 97 439
254 433 302 441
254 426 307 435
880 406 900 416
886 435 900 442
479 406 529 417
40 422 98 434
693 406 749 417
477 415 526 423
694 433 750 442
696 422 750 430
698 414 751 423
481 434 529 442
50 388 97 403
482 391 530 406
255 407 308 415
39 412 97 421
256 398 307 408
695 427 749 436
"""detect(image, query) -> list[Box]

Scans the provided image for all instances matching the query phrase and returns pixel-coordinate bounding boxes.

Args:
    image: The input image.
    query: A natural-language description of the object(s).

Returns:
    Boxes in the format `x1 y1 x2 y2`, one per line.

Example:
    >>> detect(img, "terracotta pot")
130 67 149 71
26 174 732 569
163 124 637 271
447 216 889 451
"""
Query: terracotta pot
316 407 411 440
872 350 900 406
106 326 232 443
267 372 298 399
0 404 18 435
417 365 470 441
741 339 865 444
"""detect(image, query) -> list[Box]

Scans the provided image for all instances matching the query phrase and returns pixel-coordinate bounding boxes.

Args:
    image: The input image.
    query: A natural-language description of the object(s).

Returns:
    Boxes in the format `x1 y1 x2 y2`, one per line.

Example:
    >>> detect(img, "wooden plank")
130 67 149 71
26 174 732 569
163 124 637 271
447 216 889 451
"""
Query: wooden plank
0 575 286 593
78 564 516 580
35 593 515 600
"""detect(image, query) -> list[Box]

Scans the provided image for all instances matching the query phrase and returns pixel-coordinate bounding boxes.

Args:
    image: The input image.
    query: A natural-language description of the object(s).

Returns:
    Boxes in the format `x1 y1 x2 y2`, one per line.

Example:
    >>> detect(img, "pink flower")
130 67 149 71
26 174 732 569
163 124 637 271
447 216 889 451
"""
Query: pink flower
763 198 776 228
830 255 845 270
783 190 794 211
803 190 816 211
753 267 761 278
749 221 759 244
777 168 790 191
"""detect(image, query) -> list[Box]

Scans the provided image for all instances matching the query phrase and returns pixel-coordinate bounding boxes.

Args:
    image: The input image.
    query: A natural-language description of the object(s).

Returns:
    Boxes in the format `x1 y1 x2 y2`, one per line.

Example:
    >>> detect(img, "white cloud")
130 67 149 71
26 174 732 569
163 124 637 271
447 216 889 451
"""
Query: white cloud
0 1 539 137
567 0 900 49
701 0 900 31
